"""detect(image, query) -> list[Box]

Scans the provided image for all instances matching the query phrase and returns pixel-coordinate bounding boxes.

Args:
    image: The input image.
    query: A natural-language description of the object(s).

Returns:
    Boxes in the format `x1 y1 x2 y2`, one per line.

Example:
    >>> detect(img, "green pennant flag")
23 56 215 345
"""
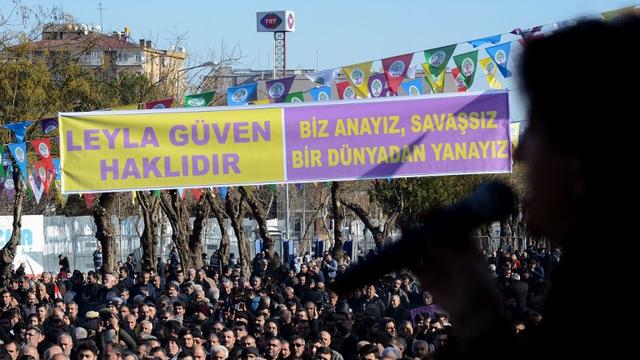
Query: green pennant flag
424 44 456 74
285 91 305 103
152 190 161 198
453 50 479 89
184 91 215 107
267 184 277 193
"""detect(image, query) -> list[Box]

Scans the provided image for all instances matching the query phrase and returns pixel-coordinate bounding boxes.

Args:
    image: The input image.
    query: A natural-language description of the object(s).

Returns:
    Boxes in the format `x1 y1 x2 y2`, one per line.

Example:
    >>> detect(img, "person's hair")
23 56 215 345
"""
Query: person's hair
358 344 377 357
520 17 639 190
76 340 99 356
316 347 332 356
210 346 228 358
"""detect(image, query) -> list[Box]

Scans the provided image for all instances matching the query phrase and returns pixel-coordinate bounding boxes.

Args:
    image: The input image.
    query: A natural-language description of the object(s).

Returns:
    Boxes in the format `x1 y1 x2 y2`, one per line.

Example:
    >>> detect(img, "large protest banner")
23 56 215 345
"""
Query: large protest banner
59 91 510 193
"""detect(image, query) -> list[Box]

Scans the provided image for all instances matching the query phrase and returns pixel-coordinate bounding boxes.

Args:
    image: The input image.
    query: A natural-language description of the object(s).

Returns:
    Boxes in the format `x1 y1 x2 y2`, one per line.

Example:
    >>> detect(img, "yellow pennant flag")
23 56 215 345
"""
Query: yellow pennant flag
479 58 502 89
343 61 372 98
111 104 140 110
422 63 446 93
131 191 137 205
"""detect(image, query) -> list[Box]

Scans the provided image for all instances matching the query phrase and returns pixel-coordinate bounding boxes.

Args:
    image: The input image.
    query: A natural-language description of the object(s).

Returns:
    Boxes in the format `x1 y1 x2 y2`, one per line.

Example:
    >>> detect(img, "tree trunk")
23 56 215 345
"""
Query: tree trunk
93 193 117 272
239 186 280 271
499 218 513 251
341 199 400 249
0 165 26 286
331 182 345 262
225 188 251 278
189 196 210 269
206 191 231 266
159 190 193 270
137 191 159 271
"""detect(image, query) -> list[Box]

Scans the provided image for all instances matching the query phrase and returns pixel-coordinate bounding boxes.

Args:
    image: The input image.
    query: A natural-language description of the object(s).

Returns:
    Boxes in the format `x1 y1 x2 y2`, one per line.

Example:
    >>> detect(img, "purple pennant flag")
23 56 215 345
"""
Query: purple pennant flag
4 167 15 201
265 76 295 103
40 117 58 134
295 183 303 192
368 73 389 98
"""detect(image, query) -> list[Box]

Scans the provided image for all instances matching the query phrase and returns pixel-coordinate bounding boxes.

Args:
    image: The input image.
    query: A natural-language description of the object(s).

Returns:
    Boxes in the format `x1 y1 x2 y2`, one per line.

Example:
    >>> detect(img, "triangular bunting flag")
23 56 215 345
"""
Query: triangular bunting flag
336 81 356 100
285 91 305 103
39 117 58 134
451 68 469 92
305 68 340 85
267 184 277 193
191 188 202 202
28 172 44 204
424 44 456 75
343 62 372 98
367 73 389 98
7 143 28 183
144 98 174 109
184 91 215 107
468 35 502 48
219 186 228 199
31 138 54 172
401 79 423 96
510 122 522 149
83 193 96 209
310 86 331 102
453 50 479 89
382 53 414 95
177 188 185 199
52 157 61 180
33 161 53 194
5 167 16 201
486 42 512 78
131 191 137 205
3 121 33 143
422 64 446 94
227 83 258 106
253 99 271 105
479 58 503 89
266 76 295 103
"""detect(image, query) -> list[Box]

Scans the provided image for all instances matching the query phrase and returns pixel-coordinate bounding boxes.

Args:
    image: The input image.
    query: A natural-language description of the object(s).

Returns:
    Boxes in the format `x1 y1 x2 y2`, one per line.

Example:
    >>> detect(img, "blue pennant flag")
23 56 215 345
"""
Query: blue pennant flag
486 42 512 78
468 35 502 48
310 86 331 102
7 143 28 183
227 83 257 106
401 79 423 96
52 157 61 180
3 121 33 143
219 186 228 199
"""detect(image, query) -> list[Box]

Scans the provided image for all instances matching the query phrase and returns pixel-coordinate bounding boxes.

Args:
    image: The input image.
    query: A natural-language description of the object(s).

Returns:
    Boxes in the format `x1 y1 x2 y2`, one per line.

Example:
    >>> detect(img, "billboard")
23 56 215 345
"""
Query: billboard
257 11 295 32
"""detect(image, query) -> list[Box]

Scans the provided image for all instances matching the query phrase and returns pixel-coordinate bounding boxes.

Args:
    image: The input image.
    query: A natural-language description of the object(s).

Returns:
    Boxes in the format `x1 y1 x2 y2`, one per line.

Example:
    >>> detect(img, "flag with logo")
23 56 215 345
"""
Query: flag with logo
382 53 414 95
336 81 356 100
7 143 28 183
83 193 96 209
3 121 33 143
191 188 203 202
485 42 512 78
310 86 331 102
305 68 340 85
39 117 58 134
4 166 15 200
227 83 257 106
453 50 479 89
28 171 44 204
219 186 228 199
468 35 501 48
266 76 295 103
33 160 53 194
285 91 305 103
343 61 372 98
479 58 503 89
184 91 215 107
143 98 174 109
52 157 61 180
451 68 469 92
367 73 389 98
422 63 446 93
401 79 423 96
31 138 54 172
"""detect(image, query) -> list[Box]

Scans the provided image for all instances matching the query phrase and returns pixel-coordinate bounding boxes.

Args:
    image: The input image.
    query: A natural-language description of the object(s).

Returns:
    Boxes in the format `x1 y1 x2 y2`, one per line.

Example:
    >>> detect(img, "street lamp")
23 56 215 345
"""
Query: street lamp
175 61 217 99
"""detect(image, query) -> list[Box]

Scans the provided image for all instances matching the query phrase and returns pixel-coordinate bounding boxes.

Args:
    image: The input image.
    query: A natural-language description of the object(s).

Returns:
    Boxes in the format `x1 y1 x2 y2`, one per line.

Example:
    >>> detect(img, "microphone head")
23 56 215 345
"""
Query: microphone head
468 181 517 222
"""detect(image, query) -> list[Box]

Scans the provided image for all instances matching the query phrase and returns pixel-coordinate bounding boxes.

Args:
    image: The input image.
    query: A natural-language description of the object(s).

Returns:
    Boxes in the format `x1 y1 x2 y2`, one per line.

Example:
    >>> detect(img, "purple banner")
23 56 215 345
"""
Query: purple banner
284 92 511 182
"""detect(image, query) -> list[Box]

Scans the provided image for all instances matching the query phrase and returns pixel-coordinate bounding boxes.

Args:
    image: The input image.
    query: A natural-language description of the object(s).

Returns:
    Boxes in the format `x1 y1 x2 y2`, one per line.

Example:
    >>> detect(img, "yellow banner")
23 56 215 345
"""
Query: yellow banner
60 108 285 193
343 61 372 98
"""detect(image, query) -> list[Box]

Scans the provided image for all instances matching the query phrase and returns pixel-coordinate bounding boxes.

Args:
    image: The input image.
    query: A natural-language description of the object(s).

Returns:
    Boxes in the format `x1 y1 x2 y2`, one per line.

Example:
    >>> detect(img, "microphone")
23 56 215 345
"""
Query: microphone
331 181 516 296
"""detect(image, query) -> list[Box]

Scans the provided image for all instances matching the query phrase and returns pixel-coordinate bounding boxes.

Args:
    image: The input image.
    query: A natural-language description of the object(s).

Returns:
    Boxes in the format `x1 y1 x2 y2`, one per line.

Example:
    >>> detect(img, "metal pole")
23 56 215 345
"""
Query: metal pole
285 184 290 241
301 184 305 242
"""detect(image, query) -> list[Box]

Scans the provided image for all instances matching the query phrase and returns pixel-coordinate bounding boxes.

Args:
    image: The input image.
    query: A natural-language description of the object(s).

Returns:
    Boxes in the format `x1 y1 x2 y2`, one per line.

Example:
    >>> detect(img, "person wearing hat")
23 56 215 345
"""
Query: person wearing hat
240 347 260 360
164 335 182 360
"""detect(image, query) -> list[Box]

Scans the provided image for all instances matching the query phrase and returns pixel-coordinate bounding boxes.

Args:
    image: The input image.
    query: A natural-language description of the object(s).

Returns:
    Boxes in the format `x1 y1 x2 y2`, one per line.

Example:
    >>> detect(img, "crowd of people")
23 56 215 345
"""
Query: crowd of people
0 242 554 360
